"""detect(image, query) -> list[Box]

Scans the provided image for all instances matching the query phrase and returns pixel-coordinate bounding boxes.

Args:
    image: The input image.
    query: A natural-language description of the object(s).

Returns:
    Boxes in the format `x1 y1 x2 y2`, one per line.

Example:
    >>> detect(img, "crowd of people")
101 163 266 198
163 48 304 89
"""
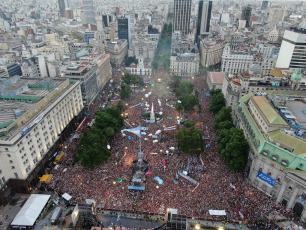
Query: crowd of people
47 68 296 226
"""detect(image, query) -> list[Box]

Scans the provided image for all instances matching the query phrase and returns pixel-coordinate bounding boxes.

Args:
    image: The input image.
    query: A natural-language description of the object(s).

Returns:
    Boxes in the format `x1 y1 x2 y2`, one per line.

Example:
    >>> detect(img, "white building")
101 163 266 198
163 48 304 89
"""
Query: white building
276 29 306 69
200 37 225 69
0 77 83 196
221 44 253 74
170 52 200 77
125 56 152 76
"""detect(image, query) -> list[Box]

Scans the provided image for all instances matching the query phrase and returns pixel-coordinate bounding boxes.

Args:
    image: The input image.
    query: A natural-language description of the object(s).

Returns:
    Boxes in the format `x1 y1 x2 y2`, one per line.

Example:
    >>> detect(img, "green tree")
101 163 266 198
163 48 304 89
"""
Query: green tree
209 93 225 114
175 81 194 97
179 94 198 112
175 127 203 153
216 121 234 135
125 56 138 66
120 83 132 99
210 89 222 97
184 121 195 128
104 127 115 137
175 102 184 116
170 75 181 90
152 60 158 70
214 107 233 130
116 100 125 113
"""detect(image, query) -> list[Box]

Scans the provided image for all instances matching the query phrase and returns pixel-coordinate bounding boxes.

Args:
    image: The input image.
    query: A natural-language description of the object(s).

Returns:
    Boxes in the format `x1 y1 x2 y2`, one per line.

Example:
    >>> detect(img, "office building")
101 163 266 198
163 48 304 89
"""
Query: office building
58 0 65 17
173 0 192 35
58 0 70 17
118 16 131 48
276 29 306 69
241 6 252 28
261 1 269 10
0 77 83 205
82 0 96 24
196 1 212 43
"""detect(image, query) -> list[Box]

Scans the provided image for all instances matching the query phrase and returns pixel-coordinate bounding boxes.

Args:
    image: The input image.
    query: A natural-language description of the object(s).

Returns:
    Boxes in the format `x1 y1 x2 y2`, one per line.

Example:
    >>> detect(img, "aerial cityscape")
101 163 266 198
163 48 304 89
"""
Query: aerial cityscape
0 0 305 229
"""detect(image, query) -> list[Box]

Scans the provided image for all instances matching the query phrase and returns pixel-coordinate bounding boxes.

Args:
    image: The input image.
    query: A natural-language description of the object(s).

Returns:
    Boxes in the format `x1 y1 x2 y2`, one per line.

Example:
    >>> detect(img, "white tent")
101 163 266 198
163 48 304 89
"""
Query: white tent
11 194 51 227
209 210 226 216
62 193 72 201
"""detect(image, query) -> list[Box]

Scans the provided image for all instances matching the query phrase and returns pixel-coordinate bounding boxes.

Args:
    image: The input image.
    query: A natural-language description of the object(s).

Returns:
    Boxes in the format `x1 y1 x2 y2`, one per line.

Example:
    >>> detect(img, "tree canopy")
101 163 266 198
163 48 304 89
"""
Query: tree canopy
120 83 132 99
209 91 225 114
214 106 233 131
76 107 124 168
175 127 203 153
174 81 194 97
179 94 198 112
125 56 138 66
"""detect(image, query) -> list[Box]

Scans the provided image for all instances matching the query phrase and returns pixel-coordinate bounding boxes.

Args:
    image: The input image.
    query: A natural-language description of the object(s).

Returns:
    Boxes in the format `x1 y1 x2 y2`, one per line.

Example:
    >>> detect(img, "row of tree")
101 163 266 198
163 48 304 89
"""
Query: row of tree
210 90 249 171
152 23 172 70
76 107 124 168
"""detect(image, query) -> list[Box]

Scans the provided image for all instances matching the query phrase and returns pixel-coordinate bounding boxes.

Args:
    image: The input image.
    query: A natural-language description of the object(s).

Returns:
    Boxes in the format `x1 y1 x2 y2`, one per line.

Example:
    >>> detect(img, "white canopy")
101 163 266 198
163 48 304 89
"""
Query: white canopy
209 210 226 216
62 193 72 201
11 194 51 227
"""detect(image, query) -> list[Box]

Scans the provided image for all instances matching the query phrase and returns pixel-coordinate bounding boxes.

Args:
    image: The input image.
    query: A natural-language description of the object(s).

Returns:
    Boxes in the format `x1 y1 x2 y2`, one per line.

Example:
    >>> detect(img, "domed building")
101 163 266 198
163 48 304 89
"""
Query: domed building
249 63 262 76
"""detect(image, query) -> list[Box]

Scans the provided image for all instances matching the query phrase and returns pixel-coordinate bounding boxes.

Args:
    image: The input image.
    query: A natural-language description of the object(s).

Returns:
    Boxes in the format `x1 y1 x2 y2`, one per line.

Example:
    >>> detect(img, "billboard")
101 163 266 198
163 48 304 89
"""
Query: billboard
257 171 275 187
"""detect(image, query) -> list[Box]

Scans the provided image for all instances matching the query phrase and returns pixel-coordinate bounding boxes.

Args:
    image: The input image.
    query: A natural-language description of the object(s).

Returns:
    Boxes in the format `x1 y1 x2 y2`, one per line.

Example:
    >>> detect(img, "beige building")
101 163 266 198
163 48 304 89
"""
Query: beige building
105 40 128 66
268 7 286 24
200 38 225 69
170 52 200 77
0 77 83 204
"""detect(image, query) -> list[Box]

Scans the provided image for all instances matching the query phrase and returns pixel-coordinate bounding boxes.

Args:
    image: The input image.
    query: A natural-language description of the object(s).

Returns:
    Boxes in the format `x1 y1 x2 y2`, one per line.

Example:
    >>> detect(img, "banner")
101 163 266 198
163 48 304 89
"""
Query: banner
257 171 275 187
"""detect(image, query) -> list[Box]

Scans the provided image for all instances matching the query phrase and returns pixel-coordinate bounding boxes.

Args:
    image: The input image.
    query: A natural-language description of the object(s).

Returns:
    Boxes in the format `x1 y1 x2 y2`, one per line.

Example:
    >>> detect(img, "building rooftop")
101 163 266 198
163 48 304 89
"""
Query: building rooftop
252 96 288 126
0 77 76 142
210 72 225 84
268 130 306 156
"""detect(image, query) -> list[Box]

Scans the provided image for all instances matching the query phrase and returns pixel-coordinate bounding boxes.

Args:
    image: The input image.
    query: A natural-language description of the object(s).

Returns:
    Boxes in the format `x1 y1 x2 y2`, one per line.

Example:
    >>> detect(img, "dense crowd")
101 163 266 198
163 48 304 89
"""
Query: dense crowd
47 68 295 225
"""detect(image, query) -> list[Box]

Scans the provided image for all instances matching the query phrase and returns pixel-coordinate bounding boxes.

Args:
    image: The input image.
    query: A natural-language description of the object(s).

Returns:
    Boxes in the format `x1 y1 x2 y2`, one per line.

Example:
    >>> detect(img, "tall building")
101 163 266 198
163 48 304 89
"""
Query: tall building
82 0 96 24
196 1 212 43
268 7 286 24
276 29 306 69
241 6 252 28
173 0 192 35
58 0 70 17
261 1 268 10
118 16 131 48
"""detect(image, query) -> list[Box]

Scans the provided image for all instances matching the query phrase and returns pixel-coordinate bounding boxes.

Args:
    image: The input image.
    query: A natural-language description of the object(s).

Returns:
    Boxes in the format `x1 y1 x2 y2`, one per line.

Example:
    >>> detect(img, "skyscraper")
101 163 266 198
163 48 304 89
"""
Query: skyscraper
58 0 65 17
82 0 96 24
118 15 131 48
58 0 70 17
196 1 212 43
241 6 252 28
261 1 269 10
173 0 192 35
276 29 306 69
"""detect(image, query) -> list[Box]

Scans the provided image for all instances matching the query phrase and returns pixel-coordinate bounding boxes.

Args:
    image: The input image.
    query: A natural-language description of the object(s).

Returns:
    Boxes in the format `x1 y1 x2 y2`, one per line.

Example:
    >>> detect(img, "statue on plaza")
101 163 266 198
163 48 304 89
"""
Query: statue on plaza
150 103 155 121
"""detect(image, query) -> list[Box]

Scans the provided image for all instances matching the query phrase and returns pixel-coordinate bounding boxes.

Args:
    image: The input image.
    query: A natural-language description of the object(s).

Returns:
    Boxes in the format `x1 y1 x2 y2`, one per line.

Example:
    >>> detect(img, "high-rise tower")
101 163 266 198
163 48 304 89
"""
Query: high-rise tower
196 1 212 43
241 6 252 28
118 15 131 48
82 0 96 24
173 0 192 35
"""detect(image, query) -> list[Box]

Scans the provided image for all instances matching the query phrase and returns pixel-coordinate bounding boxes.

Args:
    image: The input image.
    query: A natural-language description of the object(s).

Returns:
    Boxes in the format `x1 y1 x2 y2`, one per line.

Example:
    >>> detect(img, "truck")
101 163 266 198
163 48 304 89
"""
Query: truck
50 207 62 225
